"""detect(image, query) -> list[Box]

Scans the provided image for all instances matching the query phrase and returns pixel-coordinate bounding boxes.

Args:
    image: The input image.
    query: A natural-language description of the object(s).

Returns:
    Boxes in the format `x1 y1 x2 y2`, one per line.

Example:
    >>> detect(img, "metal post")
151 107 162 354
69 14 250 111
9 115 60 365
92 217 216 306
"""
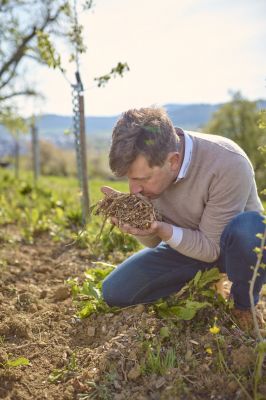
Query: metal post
78 94 90 221
72 73 90 225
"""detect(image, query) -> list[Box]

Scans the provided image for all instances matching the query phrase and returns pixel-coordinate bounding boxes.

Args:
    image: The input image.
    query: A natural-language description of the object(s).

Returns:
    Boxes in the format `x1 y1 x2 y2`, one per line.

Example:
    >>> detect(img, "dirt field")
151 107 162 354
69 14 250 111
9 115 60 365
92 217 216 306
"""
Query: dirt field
0 226 265 400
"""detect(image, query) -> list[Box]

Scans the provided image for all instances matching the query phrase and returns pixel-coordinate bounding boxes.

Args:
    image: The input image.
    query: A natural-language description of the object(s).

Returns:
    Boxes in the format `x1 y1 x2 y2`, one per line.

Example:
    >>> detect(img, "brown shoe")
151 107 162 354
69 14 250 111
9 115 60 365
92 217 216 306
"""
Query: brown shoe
232 307 265 332
213 274 231 299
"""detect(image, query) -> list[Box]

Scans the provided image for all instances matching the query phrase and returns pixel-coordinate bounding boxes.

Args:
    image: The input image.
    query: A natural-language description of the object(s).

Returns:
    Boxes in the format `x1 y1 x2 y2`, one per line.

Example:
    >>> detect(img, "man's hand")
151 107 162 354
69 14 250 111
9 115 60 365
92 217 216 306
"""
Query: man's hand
110 218 173 242
100 185 173 241
101 185 121 197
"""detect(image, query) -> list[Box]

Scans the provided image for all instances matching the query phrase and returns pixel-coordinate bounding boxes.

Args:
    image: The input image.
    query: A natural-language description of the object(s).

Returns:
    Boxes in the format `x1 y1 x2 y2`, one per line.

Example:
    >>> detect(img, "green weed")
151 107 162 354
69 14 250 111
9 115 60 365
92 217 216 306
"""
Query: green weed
0 356 30 369
154 267 227 321
67 265 116 318
142 342 177 375
48 353 78 384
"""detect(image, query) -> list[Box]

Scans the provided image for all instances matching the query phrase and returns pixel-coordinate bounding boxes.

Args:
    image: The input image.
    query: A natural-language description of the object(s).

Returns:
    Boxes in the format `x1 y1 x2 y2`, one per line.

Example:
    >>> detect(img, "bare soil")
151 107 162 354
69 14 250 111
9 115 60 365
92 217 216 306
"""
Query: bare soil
0 227 265 400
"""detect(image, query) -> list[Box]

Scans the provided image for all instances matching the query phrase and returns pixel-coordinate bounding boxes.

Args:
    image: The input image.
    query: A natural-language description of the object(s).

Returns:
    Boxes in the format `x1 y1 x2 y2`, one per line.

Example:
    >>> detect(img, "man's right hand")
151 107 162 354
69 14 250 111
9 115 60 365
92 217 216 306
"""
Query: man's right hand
100 186 121 197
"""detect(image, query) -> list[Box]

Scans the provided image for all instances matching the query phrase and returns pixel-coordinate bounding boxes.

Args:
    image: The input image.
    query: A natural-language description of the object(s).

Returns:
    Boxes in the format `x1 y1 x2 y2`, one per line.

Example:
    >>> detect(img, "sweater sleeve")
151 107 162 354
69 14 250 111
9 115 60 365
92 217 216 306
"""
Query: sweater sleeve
170 156 256 262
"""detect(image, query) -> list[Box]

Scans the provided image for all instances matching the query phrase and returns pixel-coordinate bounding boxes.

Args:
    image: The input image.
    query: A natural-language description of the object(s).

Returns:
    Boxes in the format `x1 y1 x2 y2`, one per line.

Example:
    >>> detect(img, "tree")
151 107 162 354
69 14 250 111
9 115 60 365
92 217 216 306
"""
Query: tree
0 0 129 111
204 92 266 193
0 110 28 178
0 0 68 106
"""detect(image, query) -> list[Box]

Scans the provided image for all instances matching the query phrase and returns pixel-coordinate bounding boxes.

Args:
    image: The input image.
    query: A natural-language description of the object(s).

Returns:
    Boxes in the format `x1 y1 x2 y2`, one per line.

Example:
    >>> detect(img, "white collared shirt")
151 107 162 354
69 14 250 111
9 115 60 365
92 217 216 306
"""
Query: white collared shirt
174 131 193 182
166 130 194 247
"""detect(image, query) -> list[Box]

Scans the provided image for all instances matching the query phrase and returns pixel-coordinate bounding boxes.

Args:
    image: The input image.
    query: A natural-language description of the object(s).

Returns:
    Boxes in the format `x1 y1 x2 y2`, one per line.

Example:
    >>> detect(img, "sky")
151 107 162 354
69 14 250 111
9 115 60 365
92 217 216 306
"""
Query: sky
20 0 266 116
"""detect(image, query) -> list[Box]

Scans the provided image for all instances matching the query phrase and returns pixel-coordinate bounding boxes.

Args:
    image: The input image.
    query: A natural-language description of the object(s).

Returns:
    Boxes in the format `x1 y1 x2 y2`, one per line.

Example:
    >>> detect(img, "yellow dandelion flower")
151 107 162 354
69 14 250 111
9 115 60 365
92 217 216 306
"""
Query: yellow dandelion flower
209 325 220 334
206 347 212 355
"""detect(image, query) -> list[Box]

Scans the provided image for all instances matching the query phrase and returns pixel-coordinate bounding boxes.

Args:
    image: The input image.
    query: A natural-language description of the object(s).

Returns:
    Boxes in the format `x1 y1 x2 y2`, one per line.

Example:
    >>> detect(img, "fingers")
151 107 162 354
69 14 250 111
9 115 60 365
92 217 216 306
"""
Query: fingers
100 186 119 196
113 222 158 236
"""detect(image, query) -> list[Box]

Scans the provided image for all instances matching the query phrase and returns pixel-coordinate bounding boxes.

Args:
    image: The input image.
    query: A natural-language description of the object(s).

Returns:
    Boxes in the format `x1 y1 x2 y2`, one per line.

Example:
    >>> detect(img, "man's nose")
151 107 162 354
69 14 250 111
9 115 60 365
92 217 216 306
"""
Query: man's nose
129 181 143 195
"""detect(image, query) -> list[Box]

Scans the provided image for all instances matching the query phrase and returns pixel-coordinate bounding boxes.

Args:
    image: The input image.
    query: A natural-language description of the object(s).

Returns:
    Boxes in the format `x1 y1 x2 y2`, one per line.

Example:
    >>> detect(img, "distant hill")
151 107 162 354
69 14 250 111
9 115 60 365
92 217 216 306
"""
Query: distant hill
1 100 266 155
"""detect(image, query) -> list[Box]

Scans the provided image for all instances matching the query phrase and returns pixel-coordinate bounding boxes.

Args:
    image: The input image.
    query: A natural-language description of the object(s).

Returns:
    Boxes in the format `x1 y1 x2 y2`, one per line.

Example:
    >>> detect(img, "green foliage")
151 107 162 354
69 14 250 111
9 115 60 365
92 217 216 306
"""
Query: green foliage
154 268 224 320
204 92 266 193
67 265 116 318
36 30 61 69
49 353 78 383
0 0 73 105
94 62 130 87
0 0 129 113
142 343 177 375
6 357 30 368
0 356 30 369
258 110 266 129
0 171 131 244
0 110 28 136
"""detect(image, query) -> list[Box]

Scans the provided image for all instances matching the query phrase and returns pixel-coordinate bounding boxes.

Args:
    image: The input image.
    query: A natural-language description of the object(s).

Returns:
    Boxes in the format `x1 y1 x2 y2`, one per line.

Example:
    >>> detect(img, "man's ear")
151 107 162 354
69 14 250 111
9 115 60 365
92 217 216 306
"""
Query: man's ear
167 152 179 170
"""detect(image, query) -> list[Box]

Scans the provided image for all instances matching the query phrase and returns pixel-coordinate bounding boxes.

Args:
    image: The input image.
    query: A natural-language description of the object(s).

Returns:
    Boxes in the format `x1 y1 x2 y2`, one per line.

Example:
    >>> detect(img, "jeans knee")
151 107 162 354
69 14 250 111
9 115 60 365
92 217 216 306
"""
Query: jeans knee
221 211 264 251
102 277 129 308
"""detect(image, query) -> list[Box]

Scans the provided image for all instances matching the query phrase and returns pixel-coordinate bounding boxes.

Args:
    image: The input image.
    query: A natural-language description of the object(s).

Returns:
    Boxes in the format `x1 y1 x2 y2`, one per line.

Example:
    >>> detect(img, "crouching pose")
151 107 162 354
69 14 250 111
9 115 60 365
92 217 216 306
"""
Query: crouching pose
101 107 266 331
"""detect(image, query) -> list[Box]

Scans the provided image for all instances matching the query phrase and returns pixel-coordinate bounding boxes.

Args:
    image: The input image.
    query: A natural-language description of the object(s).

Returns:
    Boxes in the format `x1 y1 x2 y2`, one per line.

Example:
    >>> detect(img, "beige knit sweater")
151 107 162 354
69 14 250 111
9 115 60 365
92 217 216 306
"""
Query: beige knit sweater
137 130 264 263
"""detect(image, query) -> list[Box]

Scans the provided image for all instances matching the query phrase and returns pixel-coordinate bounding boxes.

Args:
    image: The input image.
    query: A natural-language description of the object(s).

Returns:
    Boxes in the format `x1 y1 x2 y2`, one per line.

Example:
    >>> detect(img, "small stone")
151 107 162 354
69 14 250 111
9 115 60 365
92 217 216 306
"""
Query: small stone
113 380 122 390
155 377 166 389
40 290 48 299
127 364 141 380
134 304 145 314
87 326 96 337
53 286 70 301
228 380 238 392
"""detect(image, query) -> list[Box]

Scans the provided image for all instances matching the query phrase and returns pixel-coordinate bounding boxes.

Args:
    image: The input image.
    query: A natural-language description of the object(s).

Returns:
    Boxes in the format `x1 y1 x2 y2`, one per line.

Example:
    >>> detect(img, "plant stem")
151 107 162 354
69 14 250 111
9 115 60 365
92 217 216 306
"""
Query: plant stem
249 226 266 343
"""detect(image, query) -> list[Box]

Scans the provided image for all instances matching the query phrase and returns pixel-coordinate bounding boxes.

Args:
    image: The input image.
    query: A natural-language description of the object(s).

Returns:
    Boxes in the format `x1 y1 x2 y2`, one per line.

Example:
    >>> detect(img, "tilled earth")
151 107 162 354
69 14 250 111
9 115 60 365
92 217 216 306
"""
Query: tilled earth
0 226 265 400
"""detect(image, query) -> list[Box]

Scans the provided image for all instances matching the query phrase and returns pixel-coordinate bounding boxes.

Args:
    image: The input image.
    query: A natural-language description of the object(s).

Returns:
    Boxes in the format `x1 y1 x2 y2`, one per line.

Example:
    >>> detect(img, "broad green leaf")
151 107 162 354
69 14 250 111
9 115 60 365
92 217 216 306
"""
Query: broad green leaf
197 268 221 288
79 302 97 318
82 282 101 299
169 305 197 320
6 357 30 367
192 270 202 287
83 272 95 281
168 300 211 320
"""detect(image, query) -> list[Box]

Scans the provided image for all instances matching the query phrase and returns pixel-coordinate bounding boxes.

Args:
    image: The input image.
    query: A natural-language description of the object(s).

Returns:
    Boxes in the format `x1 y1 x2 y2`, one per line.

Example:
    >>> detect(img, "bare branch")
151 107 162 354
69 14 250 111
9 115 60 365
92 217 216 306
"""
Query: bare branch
0 89 38 101
0 3 63 82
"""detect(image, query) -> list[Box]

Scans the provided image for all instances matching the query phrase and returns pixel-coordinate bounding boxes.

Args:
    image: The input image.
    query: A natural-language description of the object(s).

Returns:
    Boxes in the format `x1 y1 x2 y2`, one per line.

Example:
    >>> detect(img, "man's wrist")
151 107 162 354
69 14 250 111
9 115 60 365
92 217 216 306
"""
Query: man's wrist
157 222 173 242
165 226 183 248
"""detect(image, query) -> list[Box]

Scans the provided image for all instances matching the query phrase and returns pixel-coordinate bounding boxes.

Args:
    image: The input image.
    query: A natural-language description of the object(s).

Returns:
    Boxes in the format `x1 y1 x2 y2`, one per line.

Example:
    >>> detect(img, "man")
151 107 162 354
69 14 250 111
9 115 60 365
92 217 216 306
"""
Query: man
101 107 266 330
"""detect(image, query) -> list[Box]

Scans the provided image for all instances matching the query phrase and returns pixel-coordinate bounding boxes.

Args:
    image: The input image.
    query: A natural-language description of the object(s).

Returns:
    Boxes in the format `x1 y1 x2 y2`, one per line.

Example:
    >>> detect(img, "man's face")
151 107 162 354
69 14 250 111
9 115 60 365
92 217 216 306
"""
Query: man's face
127 153 179 199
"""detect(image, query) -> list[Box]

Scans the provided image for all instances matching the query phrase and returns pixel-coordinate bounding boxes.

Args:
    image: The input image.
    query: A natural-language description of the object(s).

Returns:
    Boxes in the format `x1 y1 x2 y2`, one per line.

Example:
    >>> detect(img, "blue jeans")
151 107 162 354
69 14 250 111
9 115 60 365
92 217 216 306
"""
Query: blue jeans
102 211 266 310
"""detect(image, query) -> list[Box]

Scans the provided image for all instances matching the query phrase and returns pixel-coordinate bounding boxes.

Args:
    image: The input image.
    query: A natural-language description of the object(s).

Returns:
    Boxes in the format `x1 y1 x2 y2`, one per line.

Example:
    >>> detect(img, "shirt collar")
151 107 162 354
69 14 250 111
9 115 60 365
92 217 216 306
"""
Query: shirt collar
174 130 193 182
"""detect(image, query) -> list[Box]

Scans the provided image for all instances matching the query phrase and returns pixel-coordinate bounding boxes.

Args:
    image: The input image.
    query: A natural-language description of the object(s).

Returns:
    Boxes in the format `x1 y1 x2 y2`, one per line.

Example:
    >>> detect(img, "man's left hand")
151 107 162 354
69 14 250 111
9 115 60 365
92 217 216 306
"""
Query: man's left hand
111 218 173 242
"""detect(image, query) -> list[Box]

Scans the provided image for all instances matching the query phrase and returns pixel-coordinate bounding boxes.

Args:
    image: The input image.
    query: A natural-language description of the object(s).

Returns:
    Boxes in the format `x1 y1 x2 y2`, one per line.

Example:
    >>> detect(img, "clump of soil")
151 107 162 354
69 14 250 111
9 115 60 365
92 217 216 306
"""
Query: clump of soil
0 315 32 339
93 192 162 229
